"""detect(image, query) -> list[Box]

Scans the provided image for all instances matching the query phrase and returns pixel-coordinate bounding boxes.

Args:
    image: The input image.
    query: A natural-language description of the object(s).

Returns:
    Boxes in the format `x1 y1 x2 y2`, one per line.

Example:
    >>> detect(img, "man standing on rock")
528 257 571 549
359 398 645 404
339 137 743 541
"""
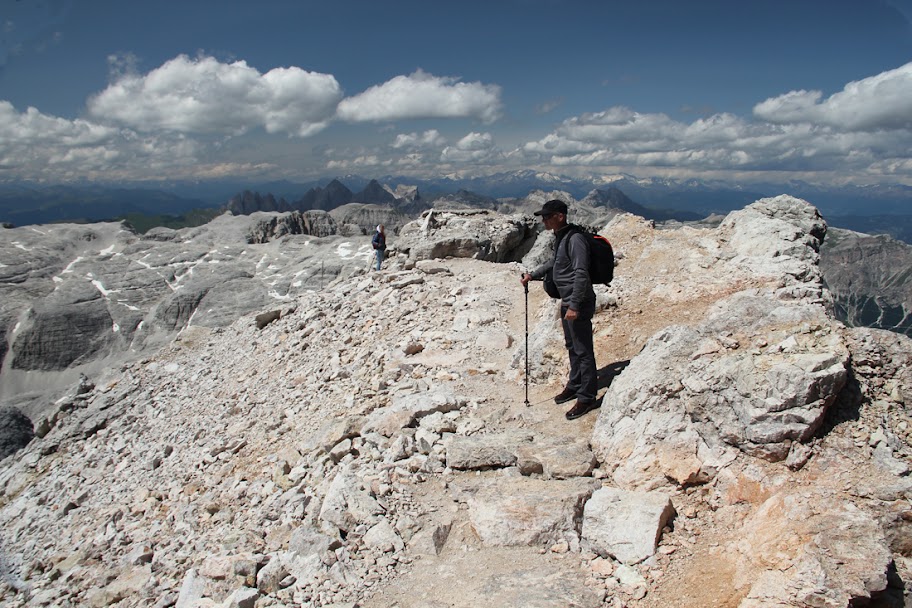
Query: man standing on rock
520 200 599 420
372 224 387 271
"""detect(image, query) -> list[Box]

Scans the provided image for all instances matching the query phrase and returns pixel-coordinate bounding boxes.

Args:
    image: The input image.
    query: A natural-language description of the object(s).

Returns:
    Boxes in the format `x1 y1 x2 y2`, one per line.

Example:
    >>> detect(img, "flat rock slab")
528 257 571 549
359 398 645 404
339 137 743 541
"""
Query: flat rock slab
361 391 464 437
445 431 534 470
360 547 603 608
455 476 597 546
516 437 596 479
582 487 675 565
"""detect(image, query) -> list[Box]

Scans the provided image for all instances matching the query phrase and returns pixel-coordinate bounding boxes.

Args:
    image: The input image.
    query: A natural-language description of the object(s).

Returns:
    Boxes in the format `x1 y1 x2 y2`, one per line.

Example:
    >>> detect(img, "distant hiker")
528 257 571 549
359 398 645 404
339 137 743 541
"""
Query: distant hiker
520 199 599 420
372 224 387 271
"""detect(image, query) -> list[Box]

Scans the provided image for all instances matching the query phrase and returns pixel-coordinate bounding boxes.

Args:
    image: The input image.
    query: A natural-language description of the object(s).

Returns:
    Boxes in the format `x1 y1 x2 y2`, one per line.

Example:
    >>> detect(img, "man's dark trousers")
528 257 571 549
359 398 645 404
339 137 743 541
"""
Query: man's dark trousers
560 302 597 403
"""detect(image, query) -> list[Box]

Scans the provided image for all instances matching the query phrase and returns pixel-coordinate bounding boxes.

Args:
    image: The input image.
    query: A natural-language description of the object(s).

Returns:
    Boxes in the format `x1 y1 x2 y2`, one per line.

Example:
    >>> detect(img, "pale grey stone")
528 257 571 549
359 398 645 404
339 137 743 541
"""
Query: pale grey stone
582 488 675 565
461 477 596 546
255 557 288 594
785 442 813 471
476 329 513 351
418 411 456 434
318 466 381 533
873 443 910 476
328 438 352 463
516 438 596 479
285 553 324 589
613 563 648 588
395 209 535 263
363 519 404 553
383 433 416 463
175 568 207 608
87 565 152 607
445 431 534 470
592 286 850 491
360 390 463 437
414 427 439 454
288 527 338 558
223 587 259 608
735 492 893 607
407 520 453 556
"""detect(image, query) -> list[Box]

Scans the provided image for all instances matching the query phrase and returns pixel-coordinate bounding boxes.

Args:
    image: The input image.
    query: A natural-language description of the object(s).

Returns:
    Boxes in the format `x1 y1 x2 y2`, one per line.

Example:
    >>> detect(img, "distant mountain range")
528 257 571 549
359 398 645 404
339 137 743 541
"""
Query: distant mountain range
0 184 211 228
2 171 911 242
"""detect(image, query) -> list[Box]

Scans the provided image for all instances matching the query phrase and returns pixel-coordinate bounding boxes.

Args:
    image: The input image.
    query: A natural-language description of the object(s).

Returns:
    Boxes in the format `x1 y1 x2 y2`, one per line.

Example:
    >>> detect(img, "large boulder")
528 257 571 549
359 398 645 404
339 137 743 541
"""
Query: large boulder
735 491 893 607
592 196 849 489
718 194 827 302
592 291 850 489
395 209 537 263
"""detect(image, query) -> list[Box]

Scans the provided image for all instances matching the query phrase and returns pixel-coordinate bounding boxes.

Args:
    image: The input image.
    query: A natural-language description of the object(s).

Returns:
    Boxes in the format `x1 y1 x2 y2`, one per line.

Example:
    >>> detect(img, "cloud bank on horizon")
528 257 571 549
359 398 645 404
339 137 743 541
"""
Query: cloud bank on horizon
2 53 912 185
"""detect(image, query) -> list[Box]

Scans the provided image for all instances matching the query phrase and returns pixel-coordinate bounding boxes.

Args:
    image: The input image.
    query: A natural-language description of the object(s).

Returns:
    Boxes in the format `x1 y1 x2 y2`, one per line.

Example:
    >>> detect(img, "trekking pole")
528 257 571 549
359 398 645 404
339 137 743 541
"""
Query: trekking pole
524 279 530 407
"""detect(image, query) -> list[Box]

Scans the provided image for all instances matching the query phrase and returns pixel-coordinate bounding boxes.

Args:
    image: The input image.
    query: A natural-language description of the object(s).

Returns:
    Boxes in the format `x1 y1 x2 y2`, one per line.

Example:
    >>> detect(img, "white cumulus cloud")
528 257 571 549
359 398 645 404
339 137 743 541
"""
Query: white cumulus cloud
392 129 447 150
754 62 912 131
520 62 912 179
441 131 500 163
326 155 391 171
0 101 280 182
88 54 343 137
336 69 502 124
0 101 116 146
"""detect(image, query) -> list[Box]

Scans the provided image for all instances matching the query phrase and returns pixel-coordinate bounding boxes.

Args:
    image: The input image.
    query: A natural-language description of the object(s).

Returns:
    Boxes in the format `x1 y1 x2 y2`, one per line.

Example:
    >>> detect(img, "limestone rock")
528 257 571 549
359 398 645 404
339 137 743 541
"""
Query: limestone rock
175 568 208 608
255 557 288 595
592 293 849 493
319 465 382 533
407 519 453 556
223 587 259 608
361 391 463 437
581 488 675 565
247 210 339 242
1 195 911 608
396 209 536 263
735 492 893 607
458 477 597 547
592 200 851 490
363 519 405 553
87 565 152 607
515 437 596 479
329 203 409 236
445 431 534 470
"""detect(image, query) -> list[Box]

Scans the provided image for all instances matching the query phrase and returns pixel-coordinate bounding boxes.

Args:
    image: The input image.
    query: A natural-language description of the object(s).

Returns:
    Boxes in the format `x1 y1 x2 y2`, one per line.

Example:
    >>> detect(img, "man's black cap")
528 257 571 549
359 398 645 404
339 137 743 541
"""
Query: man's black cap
533 199 568 216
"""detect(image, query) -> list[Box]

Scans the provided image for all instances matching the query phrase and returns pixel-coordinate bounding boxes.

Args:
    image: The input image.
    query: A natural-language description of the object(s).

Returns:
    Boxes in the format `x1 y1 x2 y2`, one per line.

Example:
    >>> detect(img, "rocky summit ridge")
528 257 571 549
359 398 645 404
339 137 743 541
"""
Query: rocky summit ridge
1 196 911 607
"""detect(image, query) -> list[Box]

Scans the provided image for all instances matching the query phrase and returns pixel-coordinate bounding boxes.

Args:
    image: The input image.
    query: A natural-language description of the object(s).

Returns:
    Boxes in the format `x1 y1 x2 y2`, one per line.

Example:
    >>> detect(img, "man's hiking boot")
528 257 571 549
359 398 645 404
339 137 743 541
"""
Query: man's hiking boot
553 387 576 405
565 399 599 420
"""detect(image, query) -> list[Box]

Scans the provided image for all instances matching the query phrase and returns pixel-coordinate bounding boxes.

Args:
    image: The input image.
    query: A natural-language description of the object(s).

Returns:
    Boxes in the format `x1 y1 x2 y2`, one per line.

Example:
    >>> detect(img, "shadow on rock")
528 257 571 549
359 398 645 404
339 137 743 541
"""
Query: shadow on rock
816 368 863 438
597 360 630 391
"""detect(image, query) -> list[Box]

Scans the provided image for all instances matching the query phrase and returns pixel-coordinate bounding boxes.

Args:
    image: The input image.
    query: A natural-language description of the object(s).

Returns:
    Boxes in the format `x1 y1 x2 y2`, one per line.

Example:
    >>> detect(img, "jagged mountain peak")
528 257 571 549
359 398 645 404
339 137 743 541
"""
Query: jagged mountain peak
354 179 398 205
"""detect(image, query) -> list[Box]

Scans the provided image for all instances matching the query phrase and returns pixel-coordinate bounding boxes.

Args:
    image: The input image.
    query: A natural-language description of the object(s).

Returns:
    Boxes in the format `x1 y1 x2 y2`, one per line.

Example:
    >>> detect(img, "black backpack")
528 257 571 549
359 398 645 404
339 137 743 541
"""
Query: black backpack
562 226 615 285
543 227 615 298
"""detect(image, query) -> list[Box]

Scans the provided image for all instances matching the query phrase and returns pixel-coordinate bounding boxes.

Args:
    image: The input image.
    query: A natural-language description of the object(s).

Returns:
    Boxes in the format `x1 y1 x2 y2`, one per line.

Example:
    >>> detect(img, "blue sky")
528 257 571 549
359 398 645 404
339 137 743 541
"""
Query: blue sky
2 0 912 186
